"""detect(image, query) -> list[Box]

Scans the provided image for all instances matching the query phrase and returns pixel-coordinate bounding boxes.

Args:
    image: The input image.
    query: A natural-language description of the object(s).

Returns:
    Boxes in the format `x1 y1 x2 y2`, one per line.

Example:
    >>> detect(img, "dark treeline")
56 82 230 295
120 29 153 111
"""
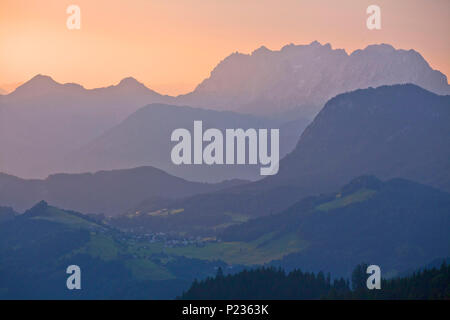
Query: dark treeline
349 262 450 299
179 262 450 300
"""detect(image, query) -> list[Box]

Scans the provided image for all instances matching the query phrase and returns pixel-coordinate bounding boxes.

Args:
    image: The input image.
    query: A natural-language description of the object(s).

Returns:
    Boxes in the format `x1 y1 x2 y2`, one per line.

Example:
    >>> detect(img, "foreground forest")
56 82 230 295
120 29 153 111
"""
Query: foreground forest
180 262 450 300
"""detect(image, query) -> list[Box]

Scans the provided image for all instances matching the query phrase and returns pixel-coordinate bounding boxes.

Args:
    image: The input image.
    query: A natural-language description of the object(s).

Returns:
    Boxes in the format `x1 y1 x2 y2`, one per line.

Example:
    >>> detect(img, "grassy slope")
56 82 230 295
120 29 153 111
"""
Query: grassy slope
6 187 382 283
127 233 306 265
104 188 380 266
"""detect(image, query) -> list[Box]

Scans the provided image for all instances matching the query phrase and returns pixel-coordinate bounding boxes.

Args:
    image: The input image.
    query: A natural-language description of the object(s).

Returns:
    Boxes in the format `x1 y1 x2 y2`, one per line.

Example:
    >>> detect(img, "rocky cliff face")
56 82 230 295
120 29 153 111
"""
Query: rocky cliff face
177 42 450 118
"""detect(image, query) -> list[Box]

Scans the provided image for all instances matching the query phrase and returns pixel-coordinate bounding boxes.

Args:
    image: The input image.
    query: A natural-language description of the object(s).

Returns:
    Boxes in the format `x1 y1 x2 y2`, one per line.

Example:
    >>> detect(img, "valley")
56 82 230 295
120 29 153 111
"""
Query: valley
1 45 449 299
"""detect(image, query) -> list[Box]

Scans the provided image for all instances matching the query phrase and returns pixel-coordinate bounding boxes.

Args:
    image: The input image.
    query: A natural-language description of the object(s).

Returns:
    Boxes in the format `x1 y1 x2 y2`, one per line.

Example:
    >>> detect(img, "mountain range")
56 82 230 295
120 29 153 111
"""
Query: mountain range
115 84 450 235
257 83 450 193
1 42 449 181
1 174 448 299
0 201 229 299
1 84 448 223
57 103 308 182
176 42 450 117
221 175 450 277
0 77 308 181
0 75 169 178
1 40 450 300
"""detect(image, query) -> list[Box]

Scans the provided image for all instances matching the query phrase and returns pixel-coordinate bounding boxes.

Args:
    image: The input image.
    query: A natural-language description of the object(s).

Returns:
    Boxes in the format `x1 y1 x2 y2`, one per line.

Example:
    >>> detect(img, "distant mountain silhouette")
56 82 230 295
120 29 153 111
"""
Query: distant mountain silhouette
250 83 450 195
0 166 247 215
2 42 449 181
0 75 309 180
0 75 172 178
61 103 308 182
0 87 6 95
176 42 450 117
6 74 162 100
221 176 450 276
139 84 450 231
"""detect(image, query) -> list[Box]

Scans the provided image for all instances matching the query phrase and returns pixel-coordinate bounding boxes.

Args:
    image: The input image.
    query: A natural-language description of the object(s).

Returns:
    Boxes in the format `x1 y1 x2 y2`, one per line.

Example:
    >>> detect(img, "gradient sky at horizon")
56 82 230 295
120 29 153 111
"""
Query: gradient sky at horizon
1 0 449 95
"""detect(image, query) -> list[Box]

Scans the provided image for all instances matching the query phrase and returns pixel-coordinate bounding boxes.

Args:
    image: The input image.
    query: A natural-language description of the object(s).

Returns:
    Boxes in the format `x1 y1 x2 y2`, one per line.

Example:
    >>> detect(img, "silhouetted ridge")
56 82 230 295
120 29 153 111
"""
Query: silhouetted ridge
23 200 49 217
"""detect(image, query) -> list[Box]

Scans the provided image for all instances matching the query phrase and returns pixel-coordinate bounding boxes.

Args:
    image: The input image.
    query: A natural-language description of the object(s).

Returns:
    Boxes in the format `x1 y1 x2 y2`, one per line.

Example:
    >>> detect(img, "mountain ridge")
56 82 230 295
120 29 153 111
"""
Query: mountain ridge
60 102 307 182
1 42 449 181
6 74 167 99
221 175 450 276
0 166 249 215
245 83 450 194
132 84 450 232
176 42 450 117
3 42 448 114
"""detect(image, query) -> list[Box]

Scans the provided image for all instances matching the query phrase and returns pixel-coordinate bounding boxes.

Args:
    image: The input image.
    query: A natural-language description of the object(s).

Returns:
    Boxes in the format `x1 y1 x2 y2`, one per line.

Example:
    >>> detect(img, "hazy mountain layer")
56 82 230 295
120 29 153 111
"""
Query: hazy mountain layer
248 84 450 195
1 42 448 181
62 103 308 182
0 75 171 178
0 166 247 215
127 84 449 232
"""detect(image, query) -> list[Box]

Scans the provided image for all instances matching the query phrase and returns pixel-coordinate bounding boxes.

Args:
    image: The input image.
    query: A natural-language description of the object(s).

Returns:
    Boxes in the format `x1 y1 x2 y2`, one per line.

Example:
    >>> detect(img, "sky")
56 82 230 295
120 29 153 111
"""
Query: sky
1 0 449 95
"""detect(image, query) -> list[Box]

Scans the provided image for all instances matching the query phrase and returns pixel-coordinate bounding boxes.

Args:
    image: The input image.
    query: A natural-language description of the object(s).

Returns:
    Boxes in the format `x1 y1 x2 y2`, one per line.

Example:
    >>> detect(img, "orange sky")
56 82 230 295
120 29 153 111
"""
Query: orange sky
1 0 449 95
